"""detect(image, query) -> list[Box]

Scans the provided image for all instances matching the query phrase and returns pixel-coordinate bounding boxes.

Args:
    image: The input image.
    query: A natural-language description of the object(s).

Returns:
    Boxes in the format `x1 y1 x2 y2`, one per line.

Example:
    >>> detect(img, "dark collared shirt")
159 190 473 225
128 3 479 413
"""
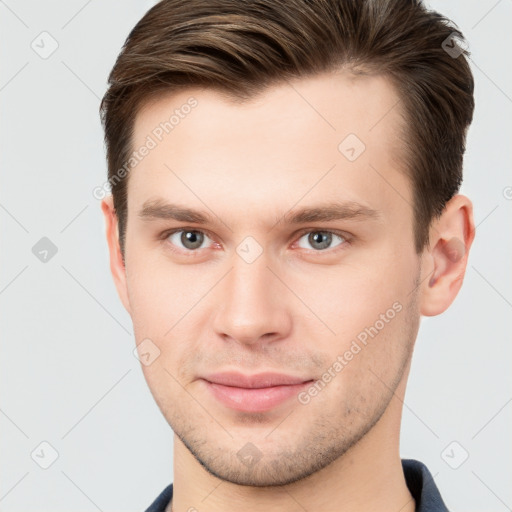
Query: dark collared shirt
145 458 449 512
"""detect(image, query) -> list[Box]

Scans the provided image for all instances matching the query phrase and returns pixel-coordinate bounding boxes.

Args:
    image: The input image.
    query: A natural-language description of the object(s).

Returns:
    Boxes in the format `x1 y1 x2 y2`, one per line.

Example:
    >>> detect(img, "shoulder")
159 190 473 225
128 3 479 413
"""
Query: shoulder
402 458 450 512
144 483 173 512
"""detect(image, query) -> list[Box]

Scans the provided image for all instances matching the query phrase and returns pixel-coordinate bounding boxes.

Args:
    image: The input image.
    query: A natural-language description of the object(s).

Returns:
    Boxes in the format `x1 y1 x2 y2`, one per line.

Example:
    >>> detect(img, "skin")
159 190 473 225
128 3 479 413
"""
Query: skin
102 69 475 512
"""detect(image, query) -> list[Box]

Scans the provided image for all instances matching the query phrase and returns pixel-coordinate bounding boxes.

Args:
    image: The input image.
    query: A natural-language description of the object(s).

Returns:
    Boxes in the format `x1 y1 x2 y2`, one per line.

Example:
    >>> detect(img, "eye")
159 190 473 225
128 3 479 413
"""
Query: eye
295 230 347 251
165 229 214 252
161 228 349 255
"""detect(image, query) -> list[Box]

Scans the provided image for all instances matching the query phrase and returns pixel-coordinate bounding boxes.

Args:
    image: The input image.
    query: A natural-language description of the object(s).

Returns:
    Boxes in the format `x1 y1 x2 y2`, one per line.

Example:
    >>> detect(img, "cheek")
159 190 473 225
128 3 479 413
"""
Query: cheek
139 363 189 429
124 254 195 335
303 259 412 339
305 258 418 397
308 301 415 423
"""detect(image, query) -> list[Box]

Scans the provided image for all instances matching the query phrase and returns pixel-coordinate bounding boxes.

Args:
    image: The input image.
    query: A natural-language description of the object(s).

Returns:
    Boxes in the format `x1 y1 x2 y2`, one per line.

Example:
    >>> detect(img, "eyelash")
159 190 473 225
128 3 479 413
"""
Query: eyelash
159 227 352 257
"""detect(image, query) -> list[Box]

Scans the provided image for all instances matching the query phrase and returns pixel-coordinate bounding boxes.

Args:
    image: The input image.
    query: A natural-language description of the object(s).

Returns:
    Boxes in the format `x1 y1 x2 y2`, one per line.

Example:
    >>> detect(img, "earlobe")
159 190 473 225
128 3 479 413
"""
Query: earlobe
419 194 475 317
101 196 132 315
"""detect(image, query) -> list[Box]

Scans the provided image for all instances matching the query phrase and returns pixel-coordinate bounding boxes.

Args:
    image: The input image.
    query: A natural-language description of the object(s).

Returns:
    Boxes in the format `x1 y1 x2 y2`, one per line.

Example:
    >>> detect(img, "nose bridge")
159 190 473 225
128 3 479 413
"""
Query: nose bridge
212 246 290 345
229 251 271 305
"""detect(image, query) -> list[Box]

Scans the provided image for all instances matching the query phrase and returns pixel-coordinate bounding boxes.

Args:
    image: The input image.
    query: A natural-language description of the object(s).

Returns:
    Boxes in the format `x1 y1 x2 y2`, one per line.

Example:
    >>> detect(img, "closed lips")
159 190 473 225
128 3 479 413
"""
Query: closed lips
202 371 314 388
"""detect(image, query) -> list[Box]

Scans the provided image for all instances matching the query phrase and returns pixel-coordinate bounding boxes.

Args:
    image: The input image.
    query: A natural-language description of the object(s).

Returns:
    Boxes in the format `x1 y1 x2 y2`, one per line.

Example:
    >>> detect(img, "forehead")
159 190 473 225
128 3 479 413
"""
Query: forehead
127 70 409 227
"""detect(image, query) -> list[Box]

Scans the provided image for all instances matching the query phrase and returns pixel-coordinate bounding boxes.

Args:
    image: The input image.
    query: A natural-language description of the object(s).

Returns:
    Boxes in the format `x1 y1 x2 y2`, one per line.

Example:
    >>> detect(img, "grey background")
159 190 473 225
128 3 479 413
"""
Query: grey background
0 0 510 511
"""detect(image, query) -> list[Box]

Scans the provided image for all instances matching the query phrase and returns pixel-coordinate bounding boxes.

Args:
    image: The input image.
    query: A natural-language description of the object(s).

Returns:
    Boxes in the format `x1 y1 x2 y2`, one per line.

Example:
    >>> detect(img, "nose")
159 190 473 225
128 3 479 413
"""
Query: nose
211 252 292 347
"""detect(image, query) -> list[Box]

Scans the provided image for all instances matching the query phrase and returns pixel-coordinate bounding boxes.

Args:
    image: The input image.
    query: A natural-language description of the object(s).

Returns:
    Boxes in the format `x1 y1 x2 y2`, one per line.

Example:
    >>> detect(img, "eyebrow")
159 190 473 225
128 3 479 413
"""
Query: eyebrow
138 198 381 226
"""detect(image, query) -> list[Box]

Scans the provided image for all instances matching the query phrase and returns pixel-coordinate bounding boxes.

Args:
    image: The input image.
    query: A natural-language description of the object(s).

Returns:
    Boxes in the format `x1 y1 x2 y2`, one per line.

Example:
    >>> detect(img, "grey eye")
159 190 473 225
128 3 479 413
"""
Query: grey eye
168 230 210 250
297 231 344 251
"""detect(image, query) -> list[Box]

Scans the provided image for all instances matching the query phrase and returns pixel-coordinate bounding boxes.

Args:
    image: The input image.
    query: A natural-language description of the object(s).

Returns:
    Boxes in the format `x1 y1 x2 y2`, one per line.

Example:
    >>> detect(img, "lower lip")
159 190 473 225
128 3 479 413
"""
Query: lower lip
202 379 313 413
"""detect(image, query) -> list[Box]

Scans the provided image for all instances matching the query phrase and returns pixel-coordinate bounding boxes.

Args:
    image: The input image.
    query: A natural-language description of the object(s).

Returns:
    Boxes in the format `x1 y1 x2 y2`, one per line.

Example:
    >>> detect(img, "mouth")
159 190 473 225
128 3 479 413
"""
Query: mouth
200 372 315 413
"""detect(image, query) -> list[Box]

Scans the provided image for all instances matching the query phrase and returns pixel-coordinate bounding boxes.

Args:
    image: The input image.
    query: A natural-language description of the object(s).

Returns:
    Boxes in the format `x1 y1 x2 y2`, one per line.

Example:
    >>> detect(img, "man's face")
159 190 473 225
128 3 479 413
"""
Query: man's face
119 70 423 485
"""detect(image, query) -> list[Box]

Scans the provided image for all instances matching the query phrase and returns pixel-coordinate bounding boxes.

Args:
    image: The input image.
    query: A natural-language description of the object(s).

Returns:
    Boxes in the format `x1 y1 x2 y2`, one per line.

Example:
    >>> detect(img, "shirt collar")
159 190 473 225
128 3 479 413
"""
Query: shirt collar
145 458 449 512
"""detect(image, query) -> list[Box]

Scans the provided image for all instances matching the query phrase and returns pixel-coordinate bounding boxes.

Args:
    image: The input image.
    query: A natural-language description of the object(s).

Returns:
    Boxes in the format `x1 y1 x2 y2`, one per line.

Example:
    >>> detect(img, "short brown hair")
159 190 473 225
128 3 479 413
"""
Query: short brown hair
100 0 474 258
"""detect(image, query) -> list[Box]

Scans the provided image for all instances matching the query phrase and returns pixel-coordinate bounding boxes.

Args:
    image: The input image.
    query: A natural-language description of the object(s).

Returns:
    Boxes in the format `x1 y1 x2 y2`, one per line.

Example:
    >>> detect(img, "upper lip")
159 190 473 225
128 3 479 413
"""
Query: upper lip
202 372 313 389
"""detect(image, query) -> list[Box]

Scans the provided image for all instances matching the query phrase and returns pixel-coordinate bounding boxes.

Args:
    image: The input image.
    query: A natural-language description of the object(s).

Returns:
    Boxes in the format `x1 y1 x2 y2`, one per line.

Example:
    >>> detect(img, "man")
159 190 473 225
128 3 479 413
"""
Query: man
99 0 475 510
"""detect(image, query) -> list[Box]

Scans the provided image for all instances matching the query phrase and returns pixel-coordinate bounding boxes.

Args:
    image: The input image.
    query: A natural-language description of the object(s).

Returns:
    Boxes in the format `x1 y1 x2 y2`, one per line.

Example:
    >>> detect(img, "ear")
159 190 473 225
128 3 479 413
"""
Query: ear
101 195 131 315
419 194 475 316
